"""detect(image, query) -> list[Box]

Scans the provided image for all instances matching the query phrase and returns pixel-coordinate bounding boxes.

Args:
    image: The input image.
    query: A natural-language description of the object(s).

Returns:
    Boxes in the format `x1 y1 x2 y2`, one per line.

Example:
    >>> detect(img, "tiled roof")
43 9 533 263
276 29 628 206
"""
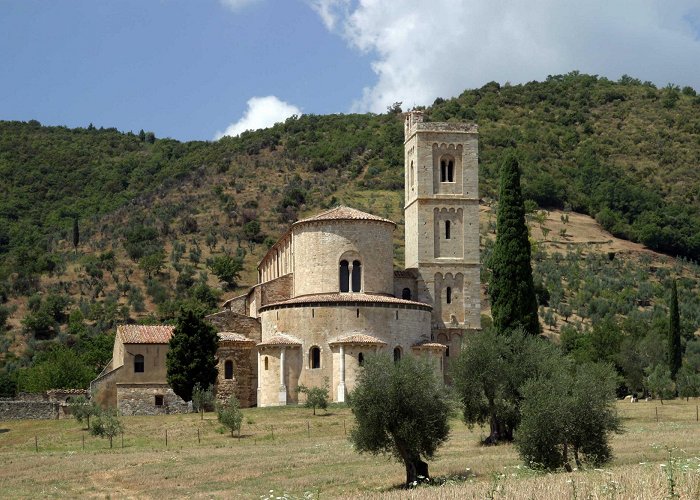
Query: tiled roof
217 332 256 343
257 333 303 347
117 325 174 344
329 334 387 345
259 292 432 311
295 206 395 226
412 342 447 349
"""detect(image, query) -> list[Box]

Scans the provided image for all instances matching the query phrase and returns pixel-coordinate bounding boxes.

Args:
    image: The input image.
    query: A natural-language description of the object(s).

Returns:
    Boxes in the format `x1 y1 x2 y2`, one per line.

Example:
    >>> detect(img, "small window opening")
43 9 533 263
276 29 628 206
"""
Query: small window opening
264 356 269 371
155 395 164 406
356 308 360 318
445 220 451 240
395 310 399 320
446 287 452 304
312 308 314 318
410 161 414 188
402 288 411 300
224 360 234 379
339 260 350 292
447 160 454 182
440 160 447 182
393 347 401 363
446 346 450 357
310 346 321 369
351 260 362 292
134 354 144 373
358 352 364 366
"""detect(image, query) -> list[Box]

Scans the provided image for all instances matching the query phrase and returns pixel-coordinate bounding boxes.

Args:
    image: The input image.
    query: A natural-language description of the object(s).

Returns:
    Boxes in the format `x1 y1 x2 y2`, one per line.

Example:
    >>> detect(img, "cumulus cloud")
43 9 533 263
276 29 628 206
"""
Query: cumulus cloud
310 0 700 112
214 96 302 140
219 0 263 12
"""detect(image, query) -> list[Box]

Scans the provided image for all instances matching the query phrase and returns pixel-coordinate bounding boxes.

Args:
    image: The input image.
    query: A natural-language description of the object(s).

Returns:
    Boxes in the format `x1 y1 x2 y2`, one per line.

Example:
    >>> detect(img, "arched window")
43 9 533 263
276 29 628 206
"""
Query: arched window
309 346 321 369
351 260 362 292
134 354 144 373
224 360 234 379
445 220 451 240
446 346 450 358
446 286 452 304
402 288 411 300
358 352 364 366
339 260 350 292
447 160 454 182
393 347 401 363
264 356 268 371
440 160 447 182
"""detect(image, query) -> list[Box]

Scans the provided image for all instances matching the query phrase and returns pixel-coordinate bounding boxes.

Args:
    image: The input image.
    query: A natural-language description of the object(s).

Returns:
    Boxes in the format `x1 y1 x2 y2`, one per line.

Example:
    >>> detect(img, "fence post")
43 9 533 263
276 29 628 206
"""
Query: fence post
271 425 274 440
307 421 310 438
656 406 658 422
121 431 124 448
82 433 85 450
165 429 168 447
35 435 38 452
198 429 201 444
343 419 346 435
696 405 698 422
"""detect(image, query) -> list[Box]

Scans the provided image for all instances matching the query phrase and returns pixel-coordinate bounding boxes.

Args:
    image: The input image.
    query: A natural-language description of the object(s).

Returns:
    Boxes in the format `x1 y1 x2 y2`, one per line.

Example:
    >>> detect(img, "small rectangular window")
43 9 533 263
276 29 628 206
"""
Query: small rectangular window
155 395 164 406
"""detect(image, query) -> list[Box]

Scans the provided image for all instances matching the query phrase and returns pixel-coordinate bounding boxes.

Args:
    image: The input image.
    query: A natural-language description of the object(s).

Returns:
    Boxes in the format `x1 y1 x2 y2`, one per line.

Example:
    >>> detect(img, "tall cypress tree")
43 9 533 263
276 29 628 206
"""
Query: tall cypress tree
668 280 682 380
489 154 540 336
166 306 219 402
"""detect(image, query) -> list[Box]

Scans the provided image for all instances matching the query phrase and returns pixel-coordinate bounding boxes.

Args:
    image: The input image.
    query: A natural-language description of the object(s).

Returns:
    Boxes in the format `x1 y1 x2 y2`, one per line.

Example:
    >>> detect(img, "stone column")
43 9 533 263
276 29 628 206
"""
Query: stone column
278 347 287 405
257 350 262 406
337 345 346 403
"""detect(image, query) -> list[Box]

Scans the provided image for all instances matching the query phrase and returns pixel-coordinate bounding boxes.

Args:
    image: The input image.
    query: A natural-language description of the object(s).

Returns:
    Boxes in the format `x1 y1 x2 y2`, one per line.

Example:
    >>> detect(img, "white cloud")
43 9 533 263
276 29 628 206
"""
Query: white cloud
219 0 262 12
214 96 302 140
310 1 700 112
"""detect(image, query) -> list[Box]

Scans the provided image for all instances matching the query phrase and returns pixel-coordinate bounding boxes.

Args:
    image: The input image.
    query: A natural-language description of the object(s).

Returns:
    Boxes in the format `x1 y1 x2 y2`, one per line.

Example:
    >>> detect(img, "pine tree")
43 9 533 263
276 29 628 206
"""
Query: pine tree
669 280 682 380
166 306 219 402
489 154 540 335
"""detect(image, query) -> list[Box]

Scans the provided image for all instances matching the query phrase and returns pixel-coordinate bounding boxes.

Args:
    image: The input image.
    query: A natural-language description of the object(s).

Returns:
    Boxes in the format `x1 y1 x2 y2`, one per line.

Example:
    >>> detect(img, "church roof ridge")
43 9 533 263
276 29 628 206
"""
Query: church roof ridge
294 206 395 226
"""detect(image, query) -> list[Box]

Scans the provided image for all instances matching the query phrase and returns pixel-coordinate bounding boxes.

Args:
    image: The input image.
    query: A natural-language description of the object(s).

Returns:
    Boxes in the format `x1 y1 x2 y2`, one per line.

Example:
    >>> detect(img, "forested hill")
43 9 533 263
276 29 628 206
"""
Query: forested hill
2 72 700 394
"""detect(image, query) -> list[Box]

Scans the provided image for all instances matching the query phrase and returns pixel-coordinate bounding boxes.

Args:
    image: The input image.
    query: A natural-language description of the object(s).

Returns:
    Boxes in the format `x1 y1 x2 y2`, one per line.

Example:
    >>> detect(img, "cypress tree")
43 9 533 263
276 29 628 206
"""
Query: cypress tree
489 154 540 336
72 217 79 252
668 280 682 380
166 306 219 402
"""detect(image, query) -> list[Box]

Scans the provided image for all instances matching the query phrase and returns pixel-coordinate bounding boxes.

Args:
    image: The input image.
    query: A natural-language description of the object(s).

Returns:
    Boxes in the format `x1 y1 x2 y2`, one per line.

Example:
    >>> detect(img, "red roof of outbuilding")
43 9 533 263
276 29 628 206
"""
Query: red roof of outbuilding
117 325 174 344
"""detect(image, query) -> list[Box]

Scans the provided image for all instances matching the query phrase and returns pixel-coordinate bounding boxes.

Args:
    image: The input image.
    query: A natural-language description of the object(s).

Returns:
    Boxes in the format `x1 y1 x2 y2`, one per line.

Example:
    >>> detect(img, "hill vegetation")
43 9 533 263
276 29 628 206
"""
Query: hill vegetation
1 72 700 396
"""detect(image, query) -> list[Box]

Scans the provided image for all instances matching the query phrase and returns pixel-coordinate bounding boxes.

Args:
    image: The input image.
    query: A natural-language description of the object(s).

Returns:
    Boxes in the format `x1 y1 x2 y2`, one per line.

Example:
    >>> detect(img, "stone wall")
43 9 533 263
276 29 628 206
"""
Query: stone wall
117 384 189 416
206 310 261 342
293 220 395 297
0 400 59 420
260 274 293 306
215 343 257 407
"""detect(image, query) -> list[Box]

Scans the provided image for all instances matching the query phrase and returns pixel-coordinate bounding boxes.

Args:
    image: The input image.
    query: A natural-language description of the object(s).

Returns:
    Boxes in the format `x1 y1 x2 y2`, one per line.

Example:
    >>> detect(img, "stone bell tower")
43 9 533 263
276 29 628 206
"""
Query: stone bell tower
403 111 481 346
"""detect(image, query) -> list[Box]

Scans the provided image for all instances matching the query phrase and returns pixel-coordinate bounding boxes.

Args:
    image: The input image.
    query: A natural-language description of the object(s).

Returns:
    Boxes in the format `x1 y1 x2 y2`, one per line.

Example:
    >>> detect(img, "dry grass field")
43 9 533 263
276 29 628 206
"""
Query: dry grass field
1 400 700 498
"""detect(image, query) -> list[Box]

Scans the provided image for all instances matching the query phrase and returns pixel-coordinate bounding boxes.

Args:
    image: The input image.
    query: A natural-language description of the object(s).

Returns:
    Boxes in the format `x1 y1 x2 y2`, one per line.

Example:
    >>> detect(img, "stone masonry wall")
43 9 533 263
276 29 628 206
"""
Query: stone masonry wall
206 311 262 342
117 385 189 416
0 401 59 420
215 344 257 407
260 274 293 306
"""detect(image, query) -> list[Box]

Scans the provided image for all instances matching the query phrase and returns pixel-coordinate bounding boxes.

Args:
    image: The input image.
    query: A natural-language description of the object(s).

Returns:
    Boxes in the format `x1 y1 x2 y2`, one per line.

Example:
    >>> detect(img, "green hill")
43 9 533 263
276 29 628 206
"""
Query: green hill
2 72 700 396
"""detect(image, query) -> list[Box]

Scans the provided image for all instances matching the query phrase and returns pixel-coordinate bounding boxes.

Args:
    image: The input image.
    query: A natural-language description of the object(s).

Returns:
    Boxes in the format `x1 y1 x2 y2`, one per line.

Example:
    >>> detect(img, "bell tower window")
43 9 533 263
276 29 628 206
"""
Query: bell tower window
445 220 451 240
446 286 452 304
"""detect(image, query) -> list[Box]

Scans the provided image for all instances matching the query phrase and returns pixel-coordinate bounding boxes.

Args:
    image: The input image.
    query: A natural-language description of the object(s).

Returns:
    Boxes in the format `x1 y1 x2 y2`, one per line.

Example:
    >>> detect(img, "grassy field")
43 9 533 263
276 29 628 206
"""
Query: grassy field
1 400 700 498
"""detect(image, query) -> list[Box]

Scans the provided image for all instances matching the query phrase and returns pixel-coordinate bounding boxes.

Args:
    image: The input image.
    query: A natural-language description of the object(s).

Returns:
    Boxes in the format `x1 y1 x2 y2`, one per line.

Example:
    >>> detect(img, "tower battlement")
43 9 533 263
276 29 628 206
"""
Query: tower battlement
404 111 478 141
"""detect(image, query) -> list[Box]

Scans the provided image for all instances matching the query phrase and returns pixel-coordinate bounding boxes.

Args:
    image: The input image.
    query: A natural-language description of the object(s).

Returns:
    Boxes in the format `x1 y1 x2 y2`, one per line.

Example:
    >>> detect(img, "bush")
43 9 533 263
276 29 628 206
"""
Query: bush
217 395 243 437
89 408 123 448
297 379 329 415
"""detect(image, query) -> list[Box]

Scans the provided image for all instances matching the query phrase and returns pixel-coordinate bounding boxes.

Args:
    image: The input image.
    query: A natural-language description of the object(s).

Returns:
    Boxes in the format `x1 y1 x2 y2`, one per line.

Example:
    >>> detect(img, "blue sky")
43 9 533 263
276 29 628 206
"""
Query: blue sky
2 0 700 141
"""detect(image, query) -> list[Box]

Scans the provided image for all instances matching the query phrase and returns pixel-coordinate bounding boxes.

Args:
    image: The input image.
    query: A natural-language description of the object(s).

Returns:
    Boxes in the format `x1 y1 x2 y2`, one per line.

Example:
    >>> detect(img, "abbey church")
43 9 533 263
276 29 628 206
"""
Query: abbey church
92 112 481 414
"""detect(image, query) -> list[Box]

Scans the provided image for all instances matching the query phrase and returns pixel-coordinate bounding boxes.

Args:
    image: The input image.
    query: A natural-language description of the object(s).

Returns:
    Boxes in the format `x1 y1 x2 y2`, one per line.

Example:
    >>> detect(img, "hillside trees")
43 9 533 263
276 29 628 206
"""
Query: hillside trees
166 306 219 402
489 154 540 336
669 280 682 380
349 354 451 487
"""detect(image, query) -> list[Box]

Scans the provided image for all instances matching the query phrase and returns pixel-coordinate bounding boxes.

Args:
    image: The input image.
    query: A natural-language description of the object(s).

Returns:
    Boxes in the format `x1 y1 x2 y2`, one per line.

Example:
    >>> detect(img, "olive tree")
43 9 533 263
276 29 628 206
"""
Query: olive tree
217 394 243 437
349 354 451 487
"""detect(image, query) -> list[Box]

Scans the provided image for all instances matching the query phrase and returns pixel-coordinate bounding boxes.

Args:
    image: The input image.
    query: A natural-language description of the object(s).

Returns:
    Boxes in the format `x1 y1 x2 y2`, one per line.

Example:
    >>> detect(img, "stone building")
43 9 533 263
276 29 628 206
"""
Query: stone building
93 112 480 413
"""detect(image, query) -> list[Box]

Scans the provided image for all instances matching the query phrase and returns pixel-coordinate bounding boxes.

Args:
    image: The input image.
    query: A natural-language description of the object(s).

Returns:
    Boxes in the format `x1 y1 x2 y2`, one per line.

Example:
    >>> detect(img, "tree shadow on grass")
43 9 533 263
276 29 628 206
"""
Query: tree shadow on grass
385 468 475 491
0 429 9 434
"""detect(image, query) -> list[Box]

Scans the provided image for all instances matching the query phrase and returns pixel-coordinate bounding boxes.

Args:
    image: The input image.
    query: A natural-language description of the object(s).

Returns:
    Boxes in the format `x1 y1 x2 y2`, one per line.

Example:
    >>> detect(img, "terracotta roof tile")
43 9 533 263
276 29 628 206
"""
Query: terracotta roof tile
217 332 256 343
412 342 447 349
257 333 303 347
329 334 387 345
295 206 395 226
117 325 174 344
259 292 431 311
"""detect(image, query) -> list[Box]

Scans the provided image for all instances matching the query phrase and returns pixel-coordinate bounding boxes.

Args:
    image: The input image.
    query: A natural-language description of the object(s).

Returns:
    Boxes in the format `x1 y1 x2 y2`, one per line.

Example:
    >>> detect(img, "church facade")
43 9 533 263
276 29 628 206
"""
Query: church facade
93 112 480 413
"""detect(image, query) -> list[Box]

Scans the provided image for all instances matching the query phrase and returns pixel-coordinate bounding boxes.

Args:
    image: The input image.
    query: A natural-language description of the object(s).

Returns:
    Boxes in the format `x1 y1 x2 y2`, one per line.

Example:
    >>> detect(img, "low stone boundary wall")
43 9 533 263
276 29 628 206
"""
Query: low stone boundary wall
0 401 59 420
117 384 189 416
